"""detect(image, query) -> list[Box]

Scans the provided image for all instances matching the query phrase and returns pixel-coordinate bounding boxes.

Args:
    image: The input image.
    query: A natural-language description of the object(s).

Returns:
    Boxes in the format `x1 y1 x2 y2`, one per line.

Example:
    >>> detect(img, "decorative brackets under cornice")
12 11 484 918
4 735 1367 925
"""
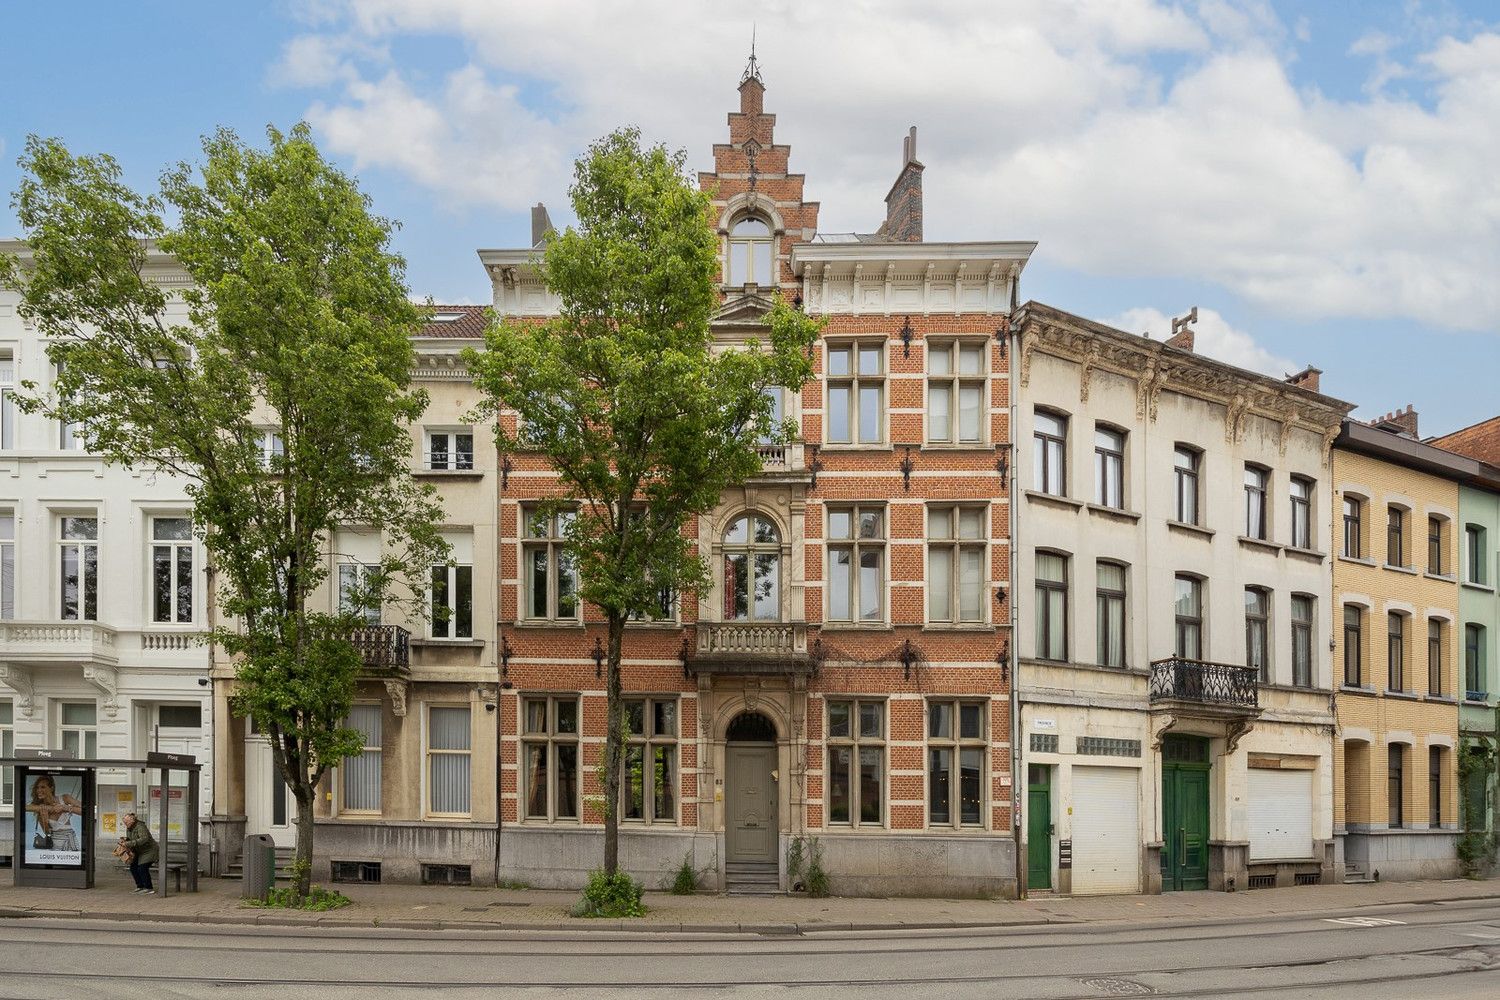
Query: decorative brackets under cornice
82 663 120 719
384 679 409 718
0 663 36 718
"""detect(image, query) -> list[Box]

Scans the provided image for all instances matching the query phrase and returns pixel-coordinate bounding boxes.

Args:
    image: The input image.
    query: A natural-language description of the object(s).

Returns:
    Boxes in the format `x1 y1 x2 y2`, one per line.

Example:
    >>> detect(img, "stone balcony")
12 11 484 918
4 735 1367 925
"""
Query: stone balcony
752 442 810 481
686 620 811 676
0 620 120 666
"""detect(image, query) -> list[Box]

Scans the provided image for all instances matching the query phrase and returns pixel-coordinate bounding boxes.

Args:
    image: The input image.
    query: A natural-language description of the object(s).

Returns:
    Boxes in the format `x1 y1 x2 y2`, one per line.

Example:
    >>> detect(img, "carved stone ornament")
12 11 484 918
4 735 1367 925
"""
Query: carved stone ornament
1224 718 1255 756
82 664 120 719
1225 392 1250 443
1078 343 1102 403
1279 407 1300 456
1150 714 1178 751
1321 425 1340 467
0 663 36 718
383 679 409 718
1019 334 1039 387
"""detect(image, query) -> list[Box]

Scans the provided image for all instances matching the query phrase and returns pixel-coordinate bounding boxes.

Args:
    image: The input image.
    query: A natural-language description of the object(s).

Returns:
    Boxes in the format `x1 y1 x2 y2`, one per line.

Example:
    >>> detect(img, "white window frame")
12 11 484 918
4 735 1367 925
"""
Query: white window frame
150 516 194 624
340 703 383 815
622 697 679 825
1 698 14 807
425 428 475 471
0 511 14 620
721 513 783 622
424 704 472 818
430 562 473 639
58 515 98 622
337 562 382 625
59 701 98 759
55 362 84 451
925 340 987 446
726 215 775 286
926 698 987 829
825 340 886 446
926 505 988 626
0 351 15 450
826 505 886 625
827 698 886 828
522 508 580 622
256 427 285 469
1033 410 1068 496
521 695 581 822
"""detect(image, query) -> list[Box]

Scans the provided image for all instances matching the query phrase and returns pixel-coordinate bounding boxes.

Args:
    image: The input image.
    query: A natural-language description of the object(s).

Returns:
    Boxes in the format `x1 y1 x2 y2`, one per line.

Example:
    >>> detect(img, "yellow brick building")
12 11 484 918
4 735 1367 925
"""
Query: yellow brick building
1332 415 1462 880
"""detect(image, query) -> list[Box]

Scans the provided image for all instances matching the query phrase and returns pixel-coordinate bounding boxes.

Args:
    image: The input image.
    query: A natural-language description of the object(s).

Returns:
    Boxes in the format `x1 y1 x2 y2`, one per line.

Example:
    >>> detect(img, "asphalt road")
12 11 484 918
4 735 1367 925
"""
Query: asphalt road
1 898 1498 998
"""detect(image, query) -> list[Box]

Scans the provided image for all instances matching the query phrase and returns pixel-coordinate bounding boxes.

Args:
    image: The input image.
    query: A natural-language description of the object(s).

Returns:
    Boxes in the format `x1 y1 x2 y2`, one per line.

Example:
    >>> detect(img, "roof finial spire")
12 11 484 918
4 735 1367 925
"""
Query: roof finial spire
741 24 762 85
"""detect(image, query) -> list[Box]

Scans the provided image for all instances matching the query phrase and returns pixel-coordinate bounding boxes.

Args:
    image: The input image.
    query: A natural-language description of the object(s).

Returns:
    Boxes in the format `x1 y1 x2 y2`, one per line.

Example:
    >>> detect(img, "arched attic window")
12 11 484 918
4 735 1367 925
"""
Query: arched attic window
727 216 774 287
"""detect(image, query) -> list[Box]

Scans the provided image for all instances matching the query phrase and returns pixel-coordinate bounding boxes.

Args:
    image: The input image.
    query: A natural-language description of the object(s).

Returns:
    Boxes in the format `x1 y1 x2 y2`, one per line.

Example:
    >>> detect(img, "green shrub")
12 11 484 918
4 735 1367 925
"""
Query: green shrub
245 884 351 912
574 869 646 918
803 837 830 898
786 836 808 889
670 853 698 895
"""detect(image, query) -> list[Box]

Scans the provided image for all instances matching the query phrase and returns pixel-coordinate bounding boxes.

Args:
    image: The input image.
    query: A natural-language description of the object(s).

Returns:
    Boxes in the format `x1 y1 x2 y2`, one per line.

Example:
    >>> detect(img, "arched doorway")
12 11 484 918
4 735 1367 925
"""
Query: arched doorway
725 712 777 863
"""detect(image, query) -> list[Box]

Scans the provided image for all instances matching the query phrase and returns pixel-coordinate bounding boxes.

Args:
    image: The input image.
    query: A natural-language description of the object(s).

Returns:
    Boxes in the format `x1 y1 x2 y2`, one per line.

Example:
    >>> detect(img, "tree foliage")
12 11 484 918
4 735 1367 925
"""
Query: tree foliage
466 127 820 875
2 125 447 895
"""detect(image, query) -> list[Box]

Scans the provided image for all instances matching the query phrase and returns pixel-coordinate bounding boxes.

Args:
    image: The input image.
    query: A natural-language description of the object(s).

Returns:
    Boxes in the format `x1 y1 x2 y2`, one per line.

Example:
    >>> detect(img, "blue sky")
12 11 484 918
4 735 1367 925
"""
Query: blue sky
2 1 1497 436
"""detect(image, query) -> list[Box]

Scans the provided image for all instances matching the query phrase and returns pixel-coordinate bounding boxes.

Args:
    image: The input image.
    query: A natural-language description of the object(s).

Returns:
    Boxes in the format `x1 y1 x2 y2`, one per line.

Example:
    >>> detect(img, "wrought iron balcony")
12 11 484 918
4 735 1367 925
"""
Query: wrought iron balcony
1149 658 1259 710
347 624 411 676
686 621 810 676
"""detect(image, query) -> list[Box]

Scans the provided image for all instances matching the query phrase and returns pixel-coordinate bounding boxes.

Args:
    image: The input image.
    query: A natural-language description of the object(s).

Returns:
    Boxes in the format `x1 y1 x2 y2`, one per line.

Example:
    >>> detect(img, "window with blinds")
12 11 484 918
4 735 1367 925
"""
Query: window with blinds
342 704 383 813
426 706 471 817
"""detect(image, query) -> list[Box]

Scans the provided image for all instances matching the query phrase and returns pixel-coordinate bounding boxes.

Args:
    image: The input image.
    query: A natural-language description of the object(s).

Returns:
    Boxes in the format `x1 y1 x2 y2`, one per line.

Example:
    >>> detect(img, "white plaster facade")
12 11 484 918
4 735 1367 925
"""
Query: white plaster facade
0 258 213 858
1012 303 1351 894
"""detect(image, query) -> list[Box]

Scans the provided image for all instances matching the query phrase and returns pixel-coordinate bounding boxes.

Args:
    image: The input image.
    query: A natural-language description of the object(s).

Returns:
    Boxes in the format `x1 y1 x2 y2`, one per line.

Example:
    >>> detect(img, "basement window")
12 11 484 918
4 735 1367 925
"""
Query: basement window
331 861 382 884
422 863 472 887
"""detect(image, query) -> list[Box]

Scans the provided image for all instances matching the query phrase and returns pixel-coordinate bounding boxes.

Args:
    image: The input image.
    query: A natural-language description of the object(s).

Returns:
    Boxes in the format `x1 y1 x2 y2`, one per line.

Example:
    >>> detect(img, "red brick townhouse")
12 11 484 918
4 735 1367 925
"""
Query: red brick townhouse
478 59 1034 896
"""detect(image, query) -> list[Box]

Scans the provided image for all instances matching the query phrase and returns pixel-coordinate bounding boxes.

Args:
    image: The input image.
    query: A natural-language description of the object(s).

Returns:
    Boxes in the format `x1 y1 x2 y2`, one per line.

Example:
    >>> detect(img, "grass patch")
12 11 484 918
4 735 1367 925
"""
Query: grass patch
243 885 352 912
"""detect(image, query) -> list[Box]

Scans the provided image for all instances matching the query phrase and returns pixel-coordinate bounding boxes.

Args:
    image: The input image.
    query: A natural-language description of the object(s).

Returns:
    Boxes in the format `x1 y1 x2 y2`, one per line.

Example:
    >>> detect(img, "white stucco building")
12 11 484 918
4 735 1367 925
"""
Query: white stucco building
1 244 213 862
1012 303 1351 894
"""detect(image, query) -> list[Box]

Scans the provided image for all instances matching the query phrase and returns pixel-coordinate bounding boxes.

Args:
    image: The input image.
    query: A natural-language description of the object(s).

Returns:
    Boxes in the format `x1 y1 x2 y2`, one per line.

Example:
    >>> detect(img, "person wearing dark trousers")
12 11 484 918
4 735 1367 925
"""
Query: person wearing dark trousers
120 812 158 893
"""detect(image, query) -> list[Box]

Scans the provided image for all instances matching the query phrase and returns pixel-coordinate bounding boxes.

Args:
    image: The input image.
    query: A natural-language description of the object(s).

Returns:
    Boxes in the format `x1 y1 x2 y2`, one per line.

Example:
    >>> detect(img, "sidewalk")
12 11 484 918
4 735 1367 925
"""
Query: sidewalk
2 867 1497 933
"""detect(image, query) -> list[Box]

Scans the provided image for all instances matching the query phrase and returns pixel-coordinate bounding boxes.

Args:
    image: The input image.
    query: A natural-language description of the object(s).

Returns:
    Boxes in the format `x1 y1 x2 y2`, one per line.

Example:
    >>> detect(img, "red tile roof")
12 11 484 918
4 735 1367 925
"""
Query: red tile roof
417 304 490 339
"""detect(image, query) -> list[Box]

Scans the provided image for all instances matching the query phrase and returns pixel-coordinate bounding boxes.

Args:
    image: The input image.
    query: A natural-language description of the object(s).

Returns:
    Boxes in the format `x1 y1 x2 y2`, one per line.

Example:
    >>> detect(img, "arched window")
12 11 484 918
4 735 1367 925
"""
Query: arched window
723 514 781 620
727 216 774 286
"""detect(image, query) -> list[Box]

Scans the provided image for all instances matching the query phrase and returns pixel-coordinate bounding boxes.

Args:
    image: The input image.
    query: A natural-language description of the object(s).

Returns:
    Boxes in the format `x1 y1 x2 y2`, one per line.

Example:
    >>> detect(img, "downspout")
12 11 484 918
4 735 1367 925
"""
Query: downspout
1008 301 1024 899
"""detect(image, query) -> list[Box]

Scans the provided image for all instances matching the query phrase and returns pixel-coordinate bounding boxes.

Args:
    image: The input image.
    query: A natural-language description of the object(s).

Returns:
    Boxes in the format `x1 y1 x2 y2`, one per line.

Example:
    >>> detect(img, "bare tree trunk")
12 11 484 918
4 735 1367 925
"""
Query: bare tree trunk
602 614 627 875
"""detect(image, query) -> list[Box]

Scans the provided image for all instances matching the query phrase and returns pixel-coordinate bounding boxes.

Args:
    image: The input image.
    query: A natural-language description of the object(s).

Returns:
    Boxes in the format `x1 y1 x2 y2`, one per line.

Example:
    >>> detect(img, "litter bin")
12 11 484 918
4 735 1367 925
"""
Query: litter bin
241 834 276 900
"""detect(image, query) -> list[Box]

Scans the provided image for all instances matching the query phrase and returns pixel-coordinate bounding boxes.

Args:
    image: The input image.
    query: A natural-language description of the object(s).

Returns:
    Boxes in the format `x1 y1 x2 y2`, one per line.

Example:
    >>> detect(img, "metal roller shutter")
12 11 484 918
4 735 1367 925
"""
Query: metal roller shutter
1072 766 1141 895
1248 768 1314 860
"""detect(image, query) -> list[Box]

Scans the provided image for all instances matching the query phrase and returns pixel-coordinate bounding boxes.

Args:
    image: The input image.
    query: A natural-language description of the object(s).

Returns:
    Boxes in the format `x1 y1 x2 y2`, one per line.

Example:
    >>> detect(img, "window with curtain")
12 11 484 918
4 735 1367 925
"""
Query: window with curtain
1093 427 1125 509
1033 411 1067 496
1244 465 1268 540
1388 612 1406 692
928 506 987 625
1245 587 1270 681
1096 561 1126 668
426 706 471 816
926 341 986 445
342 704 383 813
826 341 885 445
622 698 678 824
1387 507 1407 568
1344 605 1364 686
522 696 580 821
523 508 579 621
1034 551 1068 661
726 216 774 286
827 700 885 827
1291 594 1314 687
1174 445 1200 525
59 516 98 621
827 506 885 624
151 517 193 624
1428 619 1445 697
1290 477 1313 549
1174 575 1203 659
1343 498 1364 558
927 699 985 828
723 514 781 621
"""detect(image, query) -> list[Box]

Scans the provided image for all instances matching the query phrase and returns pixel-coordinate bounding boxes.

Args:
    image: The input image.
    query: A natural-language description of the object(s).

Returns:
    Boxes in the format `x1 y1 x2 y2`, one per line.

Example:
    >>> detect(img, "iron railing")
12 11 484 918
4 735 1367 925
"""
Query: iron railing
347 624 411 675
1149 657 1259 708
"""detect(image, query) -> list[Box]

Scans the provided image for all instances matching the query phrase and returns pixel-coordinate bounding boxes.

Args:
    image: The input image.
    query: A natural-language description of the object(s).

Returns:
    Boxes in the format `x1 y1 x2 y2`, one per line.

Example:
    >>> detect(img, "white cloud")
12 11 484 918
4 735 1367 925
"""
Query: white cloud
279 0 1500 333
1106 306 1297 377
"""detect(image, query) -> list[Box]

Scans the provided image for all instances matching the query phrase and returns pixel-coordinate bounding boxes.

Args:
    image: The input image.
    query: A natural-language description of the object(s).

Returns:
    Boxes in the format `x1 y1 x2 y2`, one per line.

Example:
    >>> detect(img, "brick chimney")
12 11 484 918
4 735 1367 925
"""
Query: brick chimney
1165 307 1197 352
1371 404 1419 438
879 126 924 243
530 203 553 247
1284 365 1322 392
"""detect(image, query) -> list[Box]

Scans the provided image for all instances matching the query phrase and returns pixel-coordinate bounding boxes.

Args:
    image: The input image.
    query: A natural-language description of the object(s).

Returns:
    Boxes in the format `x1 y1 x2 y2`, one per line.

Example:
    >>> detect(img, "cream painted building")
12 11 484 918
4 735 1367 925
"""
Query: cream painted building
1 244 214 863
1012 303 1351 895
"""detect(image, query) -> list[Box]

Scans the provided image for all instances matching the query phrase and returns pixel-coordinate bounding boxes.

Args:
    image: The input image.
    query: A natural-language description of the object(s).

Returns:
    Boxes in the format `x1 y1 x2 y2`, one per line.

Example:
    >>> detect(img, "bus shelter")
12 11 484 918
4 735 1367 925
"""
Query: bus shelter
3 748 200 896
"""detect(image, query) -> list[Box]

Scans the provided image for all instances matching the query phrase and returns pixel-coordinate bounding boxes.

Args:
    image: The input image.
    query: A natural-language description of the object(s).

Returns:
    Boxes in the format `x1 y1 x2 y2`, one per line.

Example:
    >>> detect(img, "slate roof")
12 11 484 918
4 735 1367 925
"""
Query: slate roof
417 304 490 339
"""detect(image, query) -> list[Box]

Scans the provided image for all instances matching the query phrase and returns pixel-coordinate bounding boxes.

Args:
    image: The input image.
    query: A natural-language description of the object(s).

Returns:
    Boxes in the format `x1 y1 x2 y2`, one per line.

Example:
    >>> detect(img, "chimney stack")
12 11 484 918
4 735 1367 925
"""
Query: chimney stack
1165 307 1197 352
1284 365 1322 392
1371 404 1419 438
880 126 924 243
531 203 553 247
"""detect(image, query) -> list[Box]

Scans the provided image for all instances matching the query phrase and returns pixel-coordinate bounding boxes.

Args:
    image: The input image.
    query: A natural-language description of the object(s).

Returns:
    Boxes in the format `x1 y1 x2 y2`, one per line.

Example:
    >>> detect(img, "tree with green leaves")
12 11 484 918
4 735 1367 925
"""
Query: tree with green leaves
466 127 821 880
1 125 448 897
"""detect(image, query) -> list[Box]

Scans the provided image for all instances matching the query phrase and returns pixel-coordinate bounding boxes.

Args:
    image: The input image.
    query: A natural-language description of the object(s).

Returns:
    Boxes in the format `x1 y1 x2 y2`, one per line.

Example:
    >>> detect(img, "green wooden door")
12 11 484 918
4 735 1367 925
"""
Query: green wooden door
1027 765 1051 890
1162 736 1211 892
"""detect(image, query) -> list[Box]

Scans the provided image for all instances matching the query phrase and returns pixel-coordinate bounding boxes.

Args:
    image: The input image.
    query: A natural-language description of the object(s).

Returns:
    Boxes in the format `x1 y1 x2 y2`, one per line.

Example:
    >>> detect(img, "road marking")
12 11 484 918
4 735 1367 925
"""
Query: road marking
1463 932 1500 939
1323 917 1407 927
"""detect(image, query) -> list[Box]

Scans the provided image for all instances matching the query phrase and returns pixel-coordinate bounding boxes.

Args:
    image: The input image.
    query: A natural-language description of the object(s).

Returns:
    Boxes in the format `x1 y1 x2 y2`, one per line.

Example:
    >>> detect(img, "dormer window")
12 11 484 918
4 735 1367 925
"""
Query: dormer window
727 216 773 286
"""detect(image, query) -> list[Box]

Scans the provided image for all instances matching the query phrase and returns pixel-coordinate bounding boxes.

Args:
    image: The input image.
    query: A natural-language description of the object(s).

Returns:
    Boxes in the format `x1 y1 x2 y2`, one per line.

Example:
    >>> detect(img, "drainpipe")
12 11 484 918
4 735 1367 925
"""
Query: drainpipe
1009 310 1023 899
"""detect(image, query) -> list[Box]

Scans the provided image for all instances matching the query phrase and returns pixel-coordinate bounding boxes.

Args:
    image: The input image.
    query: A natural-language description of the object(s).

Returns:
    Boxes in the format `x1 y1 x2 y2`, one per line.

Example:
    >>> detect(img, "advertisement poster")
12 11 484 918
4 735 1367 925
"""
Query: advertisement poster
149 786 186 840
22 771 86 867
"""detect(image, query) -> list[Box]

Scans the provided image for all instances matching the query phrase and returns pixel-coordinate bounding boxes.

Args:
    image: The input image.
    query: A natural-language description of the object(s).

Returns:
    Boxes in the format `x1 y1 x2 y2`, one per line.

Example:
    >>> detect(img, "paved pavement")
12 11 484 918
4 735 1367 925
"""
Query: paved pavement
1 894 1499 998
1 867 1498 932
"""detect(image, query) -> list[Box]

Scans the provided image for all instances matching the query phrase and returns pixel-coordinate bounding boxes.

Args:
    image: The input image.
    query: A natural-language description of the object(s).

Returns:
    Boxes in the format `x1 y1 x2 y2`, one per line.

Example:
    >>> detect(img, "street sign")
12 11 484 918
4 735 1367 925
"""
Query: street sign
15 748 77 760
146 750 197 767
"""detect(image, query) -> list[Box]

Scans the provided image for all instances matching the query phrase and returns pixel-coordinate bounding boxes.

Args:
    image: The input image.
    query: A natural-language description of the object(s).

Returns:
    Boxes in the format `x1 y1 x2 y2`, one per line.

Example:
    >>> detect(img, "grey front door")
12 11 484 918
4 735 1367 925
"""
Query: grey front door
727 745 776 862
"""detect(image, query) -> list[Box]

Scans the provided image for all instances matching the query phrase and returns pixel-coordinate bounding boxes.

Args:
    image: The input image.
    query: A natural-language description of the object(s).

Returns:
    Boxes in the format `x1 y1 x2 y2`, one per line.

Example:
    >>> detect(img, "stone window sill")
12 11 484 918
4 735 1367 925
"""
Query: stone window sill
509 620 586 629
1238 535 1282 554
1385 563 1419 576
1340 684 1375 695
1167 520 1214 539
1024 490 1083 512
1339 555 1377 568
819 443 894 453
1384 690 1420 701
1087 504 1142 523
414 469 485 480
1423 695 1458 704
1285 546 1327 563
1424 572 1455 583
1461 581 1495 594
820 624 895 634
409 638 486 649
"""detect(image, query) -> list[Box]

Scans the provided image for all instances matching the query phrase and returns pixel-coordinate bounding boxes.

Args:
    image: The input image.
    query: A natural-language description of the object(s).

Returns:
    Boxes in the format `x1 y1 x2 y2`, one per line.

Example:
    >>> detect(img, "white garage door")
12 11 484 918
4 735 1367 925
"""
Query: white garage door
1248 768 1314 860
1072 766 1141 895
